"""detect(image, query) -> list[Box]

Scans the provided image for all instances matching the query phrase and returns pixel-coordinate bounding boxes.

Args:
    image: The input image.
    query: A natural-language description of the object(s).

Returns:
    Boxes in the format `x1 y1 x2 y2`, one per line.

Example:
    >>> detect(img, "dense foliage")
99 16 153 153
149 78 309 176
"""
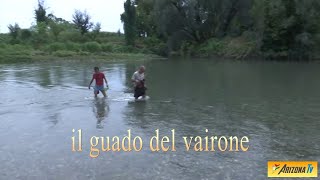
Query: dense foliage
121 0 137 46
35 0 47 24
131 0 320 60
1 0 320 60
0 0 158 62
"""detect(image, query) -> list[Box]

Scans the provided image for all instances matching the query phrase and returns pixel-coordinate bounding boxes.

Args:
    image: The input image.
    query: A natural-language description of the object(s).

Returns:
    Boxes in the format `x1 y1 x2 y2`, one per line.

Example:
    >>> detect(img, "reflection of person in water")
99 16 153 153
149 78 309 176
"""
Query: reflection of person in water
92 98 109 129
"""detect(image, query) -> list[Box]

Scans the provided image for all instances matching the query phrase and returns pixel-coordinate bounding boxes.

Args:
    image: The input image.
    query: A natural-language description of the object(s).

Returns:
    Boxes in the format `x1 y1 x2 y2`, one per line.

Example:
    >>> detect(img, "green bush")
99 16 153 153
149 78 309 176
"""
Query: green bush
140 48 153 54
101 43 113 52
0 46 31 56
144 37 162 47
11 44 32 50
223 39 255 58
0 43 7 49
58 31 88 43
52 50 76 57
204 39 224 52
0 45 32 57
9 50 31 56
154 42 167 56
142 37 168 56
65 42 81 52
48 42 65 52
83 42 101 53
0 48 7 55
194 38 225 57
112 45 135 53
180 41 195 57
20 29 32 41
0 34 10 44
78 51 90 56
96 33 124 43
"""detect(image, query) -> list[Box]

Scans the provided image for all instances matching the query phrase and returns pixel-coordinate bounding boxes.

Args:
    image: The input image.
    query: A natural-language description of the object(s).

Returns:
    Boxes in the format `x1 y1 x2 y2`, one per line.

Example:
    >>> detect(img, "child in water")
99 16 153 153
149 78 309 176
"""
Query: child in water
88 67 109 97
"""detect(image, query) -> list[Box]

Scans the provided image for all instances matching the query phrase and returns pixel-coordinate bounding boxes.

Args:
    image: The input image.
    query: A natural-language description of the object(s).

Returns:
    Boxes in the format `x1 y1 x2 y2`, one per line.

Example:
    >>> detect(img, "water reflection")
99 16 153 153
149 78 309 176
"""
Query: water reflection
92 98 110 129
1 60 320 179
126 102 149 128
48 113 60 126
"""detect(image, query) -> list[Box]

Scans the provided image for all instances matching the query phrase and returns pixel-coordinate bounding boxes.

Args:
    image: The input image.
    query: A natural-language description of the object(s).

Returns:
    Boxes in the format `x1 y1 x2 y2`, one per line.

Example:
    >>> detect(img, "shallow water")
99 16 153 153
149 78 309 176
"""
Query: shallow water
0 59 319 180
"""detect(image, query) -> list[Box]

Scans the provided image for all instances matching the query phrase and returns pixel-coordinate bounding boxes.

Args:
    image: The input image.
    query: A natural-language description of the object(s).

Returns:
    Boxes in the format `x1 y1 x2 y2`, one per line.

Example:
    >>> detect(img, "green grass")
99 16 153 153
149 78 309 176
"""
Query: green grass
0 30 166 63
0 32 164 63
193 37 257 59
0 43 162 63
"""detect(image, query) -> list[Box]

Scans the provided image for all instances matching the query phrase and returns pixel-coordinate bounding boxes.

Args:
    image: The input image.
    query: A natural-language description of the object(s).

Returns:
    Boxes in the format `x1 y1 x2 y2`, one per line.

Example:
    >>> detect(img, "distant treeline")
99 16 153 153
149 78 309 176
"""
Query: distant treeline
1 0 320 60
0 0 162 61
121 0 320 60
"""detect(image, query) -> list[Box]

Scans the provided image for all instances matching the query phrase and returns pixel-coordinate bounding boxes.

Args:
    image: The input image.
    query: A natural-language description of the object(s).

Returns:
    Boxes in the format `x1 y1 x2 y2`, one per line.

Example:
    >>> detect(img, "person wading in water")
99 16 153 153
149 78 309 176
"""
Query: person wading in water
131 66 147 100
88 67 109 98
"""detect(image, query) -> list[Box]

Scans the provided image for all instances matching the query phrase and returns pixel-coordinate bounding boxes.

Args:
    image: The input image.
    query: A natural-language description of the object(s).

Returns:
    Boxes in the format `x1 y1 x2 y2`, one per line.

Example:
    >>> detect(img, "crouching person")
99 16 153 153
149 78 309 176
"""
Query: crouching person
131 66 147 100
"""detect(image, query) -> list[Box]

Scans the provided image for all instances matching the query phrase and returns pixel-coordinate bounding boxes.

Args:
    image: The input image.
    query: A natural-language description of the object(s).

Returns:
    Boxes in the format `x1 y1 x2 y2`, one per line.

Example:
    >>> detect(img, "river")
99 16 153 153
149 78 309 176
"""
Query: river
0 59 319 179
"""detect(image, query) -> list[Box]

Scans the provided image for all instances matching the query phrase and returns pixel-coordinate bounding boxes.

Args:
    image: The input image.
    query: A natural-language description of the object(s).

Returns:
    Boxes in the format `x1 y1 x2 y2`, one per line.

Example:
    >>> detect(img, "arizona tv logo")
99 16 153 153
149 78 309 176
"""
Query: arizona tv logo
268 161 318 177
272 163 314 174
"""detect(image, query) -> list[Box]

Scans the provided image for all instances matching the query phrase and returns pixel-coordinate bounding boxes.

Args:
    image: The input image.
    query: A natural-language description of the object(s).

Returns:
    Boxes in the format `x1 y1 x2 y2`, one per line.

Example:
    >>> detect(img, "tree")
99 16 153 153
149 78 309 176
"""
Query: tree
90 22 101 40
72 10 93 35
47 14 71 41
121 0 137 45
7 23 21 43
20 29 32 41
35 0 47 24
152 0 236 50
92 22 101 33
135 0 157 37
47 13 70 24
261 0 306 59
48 21 65 41
32 22 49 47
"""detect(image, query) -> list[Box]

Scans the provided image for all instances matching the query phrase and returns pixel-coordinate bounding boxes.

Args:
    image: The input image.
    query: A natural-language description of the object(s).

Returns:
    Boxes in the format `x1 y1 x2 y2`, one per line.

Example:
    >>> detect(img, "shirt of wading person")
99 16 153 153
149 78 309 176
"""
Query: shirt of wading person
93 72 105 92
131 71 145 87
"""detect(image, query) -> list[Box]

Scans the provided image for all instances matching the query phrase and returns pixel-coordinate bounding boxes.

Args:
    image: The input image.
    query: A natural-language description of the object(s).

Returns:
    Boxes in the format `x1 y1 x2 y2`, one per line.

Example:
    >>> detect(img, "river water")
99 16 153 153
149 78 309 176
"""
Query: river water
0 59 319 180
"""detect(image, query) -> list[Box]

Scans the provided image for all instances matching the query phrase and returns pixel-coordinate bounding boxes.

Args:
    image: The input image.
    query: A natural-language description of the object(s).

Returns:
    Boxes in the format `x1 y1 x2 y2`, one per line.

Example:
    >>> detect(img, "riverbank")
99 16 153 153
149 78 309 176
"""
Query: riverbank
0 42 162 63
2 33 319 62
0 51 162 63
172 36 320 61
0 32 165 63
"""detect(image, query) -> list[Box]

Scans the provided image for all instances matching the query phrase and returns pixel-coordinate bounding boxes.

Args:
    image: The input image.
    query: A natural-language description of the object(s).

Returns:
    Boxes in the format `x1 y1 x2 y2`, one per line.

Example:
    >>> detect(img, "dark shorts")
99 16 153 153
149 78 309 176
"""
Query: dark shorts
134 86 146 98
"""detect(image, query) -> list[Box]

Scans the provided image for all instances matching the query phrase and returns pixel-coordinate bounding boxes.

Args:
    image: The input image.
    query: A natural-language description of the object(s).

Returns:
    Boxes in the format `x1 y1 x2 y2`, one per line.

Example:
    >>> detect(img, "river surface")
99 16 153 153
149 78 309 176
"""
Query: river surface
0 59 319 180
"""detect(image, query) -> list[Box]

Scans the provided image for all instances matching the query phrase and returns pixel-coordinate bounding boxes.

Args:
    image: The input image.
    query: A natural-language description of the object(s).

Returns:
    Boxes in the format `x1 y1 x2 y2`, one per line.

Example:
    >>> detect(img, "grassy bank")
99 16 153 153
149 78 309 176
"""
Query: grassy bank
2 31 319 62
174 36 257 60
0 33 163 63
0 48 161 63
171 34 320 60
0 52 161 63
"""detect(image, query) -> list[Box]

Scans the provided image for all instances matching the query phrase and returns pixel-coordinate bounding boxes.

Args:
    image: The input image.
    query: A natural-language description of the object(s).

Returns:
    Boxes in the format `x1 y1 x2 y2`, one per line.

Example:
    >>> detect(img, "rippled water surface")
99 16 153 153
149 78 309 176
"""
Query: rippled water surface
0 59 319 180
